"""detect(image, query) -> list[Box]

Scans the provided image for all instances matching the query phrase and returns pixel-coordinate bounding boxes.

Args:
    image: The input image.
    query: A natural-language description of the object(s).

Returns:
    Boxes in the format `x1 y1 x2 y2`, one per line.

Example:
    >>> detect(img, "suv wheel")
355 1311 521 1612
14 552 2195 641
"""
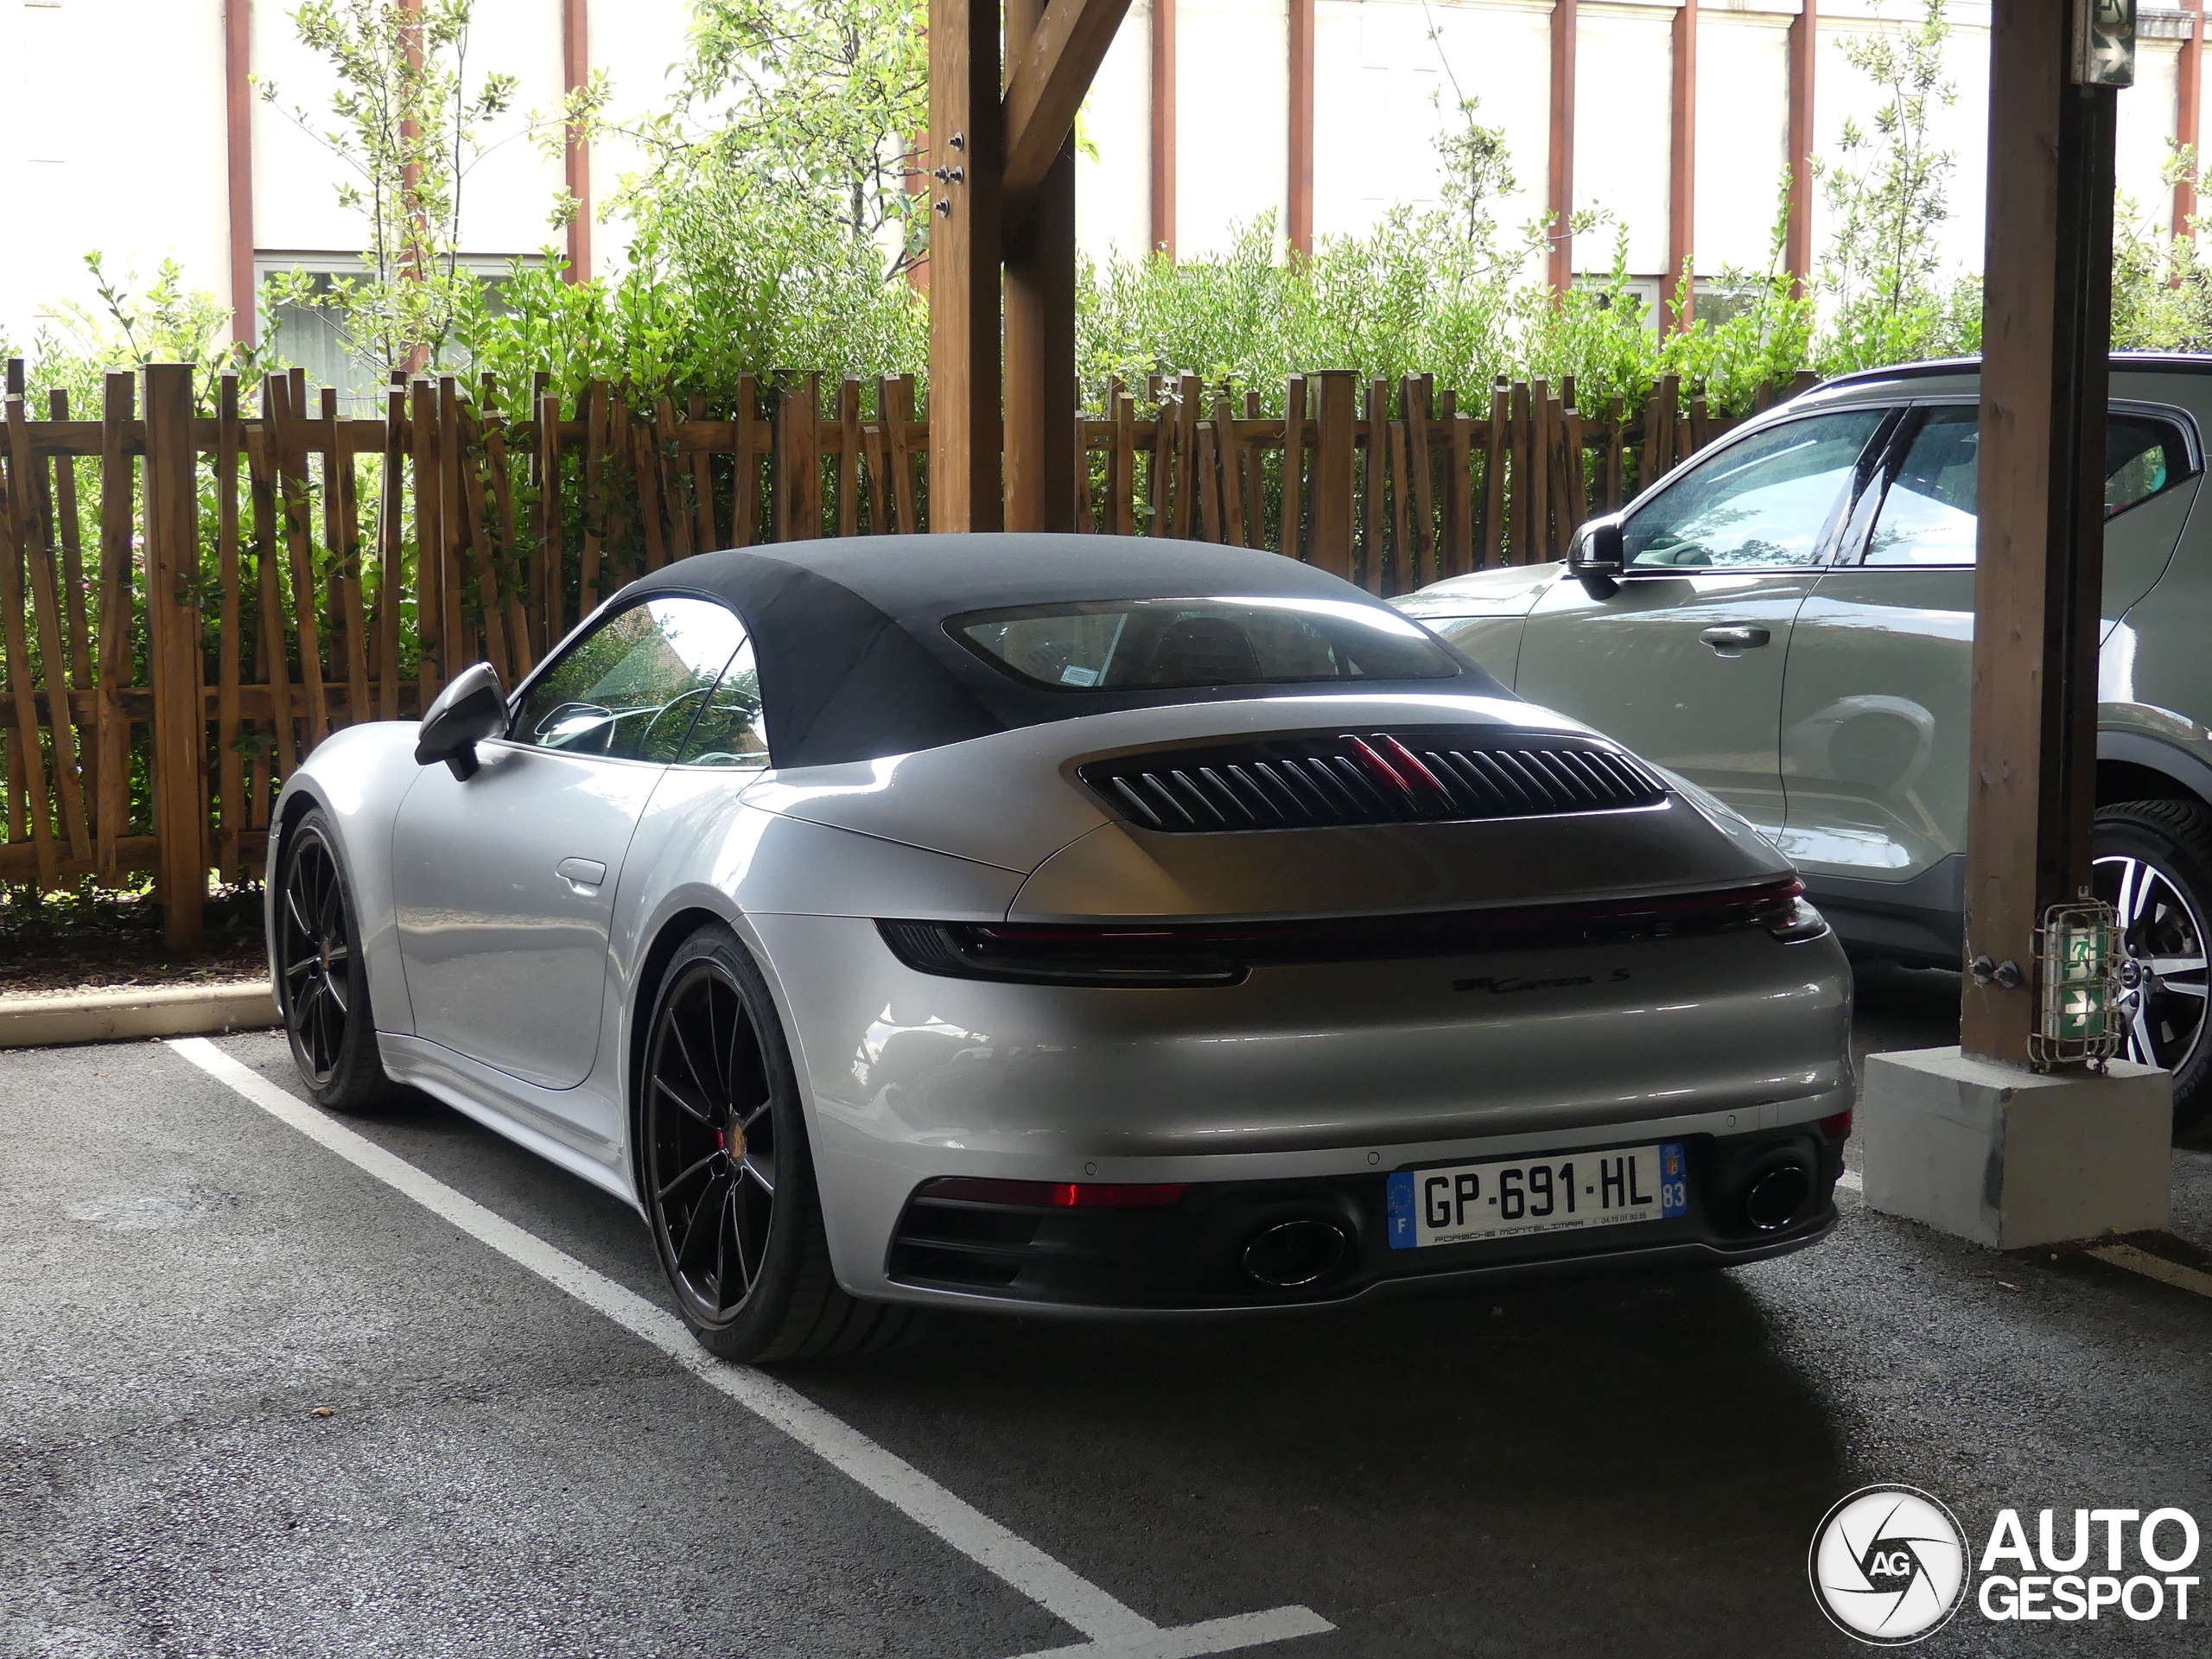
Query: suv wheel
2094 801 2212 1132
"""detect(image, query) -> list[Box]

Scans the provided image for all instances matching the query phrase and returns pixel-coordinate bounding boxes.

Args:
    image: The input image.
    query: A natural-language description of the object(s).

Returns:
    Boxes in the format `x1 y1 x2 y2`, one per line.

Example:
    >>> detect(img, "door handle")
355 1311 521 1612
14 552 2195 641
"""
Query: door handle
555 856 607 894
1700 624 1771 652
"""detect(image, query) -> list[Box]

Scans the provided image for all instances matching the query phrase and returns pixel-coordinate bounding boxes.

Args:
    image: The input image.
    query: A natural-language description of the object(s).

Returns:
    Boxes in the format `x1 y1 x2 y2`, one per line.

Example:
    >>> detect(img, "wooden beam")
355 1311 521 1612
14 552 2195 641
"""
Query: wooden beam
1006 0 1079 531
1151 0 1176 257
927 0 1004 531
1960 0 2120 1065
1288 0 1314 257
563 0 592 280
225 0 256 345
1787 0 1816 289
143 365 207 950
2179 4 2202 245
1003 0 1135 223
1547 0 1577 295
1668 0 1697 329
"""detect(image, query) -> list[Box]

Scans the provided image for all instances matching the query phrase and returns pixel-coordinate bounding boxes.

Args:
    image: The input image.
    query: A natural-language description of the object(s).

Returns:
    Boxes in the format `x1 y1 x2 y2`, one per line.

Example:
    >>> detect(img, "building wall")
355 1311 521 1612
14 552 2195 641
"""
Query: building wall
0 0 231 358
0 0 2199 354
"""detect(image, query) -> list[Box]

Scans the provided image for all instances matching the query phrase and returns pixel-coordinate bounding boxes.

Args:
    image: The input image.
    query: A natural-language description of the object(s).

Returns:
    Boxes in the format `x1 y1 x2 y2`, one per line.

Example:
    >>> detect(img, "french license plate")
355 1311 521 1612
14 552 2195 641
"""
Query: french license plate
1386 1142 1688 1249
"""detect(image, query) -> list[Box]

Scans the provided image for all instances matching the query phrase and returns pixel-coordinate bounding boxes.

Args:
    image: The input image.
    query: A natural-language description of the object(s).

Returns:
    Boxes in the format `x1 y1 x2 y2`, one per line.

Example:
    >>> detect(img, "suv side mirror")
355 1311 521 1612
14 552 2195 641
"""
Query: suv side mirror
1567 515 1626 594
415 662 510 780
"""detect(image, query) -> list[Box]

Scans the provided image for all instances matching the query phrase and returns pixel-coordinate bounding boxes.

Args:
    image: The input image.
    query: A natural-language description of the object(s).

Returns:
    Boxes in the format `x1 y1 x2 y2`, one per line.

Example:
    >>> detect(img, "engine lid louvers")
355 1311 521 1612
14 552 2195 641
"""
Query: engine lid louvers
1077 730 1669 833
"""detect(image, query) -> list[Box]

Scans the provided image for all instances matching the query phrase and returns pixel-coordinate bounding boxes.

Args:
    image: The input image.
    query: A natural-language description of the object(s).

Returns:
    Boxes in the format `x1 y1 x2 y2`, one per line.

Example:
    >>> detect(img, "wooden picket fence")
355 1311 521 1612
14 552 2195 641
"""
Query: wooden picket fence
0 355 1810 944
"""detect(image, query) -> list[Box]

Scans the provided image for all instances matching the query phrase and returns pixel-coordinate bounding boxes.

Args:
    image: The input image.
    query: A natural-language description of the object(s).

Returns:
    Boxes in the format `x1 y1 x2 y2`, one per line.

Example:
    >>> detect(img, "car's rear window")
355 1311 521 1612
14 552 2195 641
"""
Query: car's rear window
949 596 1460 691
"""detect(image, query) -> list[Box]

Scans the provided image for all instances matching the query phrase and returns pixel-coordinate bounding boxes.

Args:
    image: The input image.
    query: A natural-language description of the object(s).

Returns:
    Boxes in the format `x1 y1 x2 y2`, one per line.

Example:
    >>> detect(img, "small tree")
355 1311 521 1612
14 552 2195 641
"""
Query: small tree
257 0 519 376
1815 0 1975 370
576 0 931 287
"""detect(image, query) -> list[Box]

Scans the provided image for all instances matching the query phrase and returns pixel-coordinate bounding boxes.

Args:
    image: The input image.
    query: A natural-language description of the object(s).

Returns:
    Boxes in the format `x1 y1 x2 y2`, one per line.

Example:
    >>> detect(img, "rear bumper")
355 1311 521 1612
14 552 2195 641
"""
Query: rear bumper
882 1120 1845 1314
746 912 1853 1306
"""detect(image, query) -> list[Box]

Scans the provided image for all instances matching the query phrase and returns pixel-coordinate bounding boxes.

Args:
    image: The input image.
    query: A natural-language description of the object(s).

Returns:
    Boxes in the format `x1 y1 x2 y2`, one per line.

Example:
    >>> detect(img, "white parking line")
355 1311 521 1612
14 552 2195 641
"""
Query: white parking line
168 1039 1331 1659
2088 1243 2212 1300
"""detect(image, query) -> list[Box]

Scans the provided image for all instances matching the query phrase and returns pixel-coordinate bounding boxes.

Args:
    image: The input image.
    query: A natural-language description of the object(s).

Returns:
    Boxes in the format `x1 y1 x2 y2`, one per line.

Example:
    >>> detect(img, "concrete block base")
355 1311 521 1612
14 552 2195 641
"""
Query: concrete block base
1861 1046 2172 1249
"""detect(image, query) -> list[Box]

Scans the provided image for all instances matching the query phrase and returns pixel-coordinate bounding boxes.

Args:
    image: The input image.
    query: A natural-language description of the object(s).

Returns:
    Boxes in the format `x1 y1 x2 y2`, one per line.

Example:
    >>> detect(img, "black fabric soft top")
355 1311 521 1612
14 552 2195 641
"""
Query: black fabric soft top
620 534 1508 768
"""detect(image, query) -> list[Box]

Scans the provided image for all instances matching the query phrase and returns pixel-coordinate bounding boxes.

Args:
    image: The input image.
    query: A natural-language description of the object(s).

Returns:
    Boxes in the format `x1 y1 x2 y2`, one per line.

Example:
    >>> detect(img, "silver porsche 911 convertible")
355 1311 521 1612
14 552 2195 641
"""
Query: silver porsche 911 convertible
267 534 1852 1362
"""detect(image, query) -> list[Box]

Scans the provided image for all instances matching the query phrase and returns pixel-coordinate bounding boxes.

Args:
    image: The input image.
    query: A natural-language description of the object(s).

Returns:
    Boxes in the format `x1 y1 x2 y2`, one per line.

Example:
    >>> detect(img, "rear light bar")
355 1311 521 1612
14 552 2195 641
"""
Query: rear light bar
878 878 1808 988
916 1177 1189 1209
1818 1109 1853 1140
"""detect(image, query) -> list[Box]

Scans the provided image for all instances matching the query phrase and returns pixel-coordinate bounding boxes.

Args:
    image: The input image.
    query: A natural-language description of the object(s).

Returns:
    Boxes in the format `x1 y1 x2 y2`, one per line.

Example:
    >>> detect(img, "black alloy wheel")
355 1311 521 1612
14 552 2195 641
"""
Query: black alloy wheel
2094 801 2212 1132
639 925 917 1363
647 956 779 1321
274 809 391 1111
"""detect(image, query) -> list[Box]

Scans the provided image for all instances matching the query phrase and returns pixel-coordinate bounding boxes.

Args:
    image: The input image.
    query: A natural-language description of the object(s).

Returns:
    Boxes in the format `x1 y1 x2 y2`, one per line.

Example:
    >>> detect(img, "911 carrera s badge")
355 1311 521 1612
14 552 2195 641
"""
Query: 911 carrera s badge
1453 968 1631 994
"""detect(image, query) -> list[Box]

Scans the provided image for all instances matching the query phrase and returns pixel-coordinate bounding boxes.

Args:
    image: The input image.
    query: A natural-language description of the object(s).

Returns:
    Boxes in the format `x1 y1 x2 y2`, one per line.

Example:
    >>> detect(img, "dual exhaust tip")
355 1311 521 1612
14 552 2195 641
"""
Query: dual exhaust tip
1238 1158 1815 1287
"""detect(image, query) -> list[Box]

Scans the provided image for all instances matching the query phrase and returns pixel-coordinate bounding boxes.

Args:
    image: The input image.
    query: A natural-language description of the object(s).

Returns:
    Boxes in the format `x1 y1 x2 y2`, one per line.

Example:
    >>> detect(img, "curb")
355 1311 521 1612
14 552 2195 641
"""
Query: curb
0 982 279 1050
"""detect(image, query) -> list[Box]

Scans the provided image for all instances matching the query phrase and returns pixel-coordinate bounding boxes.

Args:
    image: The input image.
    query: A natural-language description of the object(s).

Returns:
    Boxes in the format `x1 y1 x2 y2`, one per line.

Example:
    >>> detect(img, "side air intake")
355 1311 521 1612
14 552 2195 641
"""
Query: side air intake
1077 730 1669 833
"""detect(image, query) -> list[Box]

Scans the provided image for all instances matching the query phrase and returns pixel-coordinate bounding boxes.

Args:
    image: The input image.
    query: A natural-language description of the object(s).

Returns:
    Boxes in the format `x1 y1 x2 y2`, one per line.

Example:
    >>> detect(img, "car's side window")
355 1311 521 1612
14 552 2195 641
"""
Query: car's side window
676 640 771 768
1621 410 1889 569
2107 415 2196 517
1862 408 2197 568
1862 409 1978 567
512 596 747 762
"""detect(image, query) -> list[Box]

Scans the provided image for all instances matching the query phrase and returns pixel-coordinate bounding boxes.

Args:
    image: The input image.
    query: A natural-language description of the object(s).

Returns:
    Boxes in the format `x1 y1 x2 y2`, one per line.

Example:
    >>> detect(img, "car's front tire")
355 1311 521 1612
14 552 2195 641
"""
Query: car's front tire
2096 800 2212 1133
274 808 392 1112
640 924 914 1363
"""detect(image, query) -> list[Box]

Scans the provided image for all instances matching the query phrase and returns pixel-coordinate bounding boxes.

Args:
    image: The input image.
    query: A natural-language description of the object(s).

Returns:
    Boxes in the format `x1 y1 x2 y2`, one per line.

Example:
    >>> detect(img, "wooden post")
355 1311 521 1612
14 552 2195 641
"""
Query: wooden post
563 0 593 281
1548 0 1579 295
1787 0 1817 289
1288 0 1314 257
2179 4 2202 245
1151 0 1176 257
1669 0 1699 329
143 365 205 950
1310 371 1356 580
1960 0 2121 1066
94 373 134 884
1005 117 1077 531
225 0 256 344
216 376 244 881
927 0 1004 531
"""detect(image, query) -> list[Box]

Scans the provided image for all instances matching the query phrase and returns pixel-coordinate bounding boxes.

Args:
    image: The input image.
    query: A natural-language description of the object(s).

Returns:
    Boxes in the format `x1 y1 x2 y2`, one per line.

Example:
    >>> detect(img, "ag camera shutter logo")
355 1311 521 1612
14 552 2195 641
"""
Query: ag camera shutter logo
1808 1486 1970 1644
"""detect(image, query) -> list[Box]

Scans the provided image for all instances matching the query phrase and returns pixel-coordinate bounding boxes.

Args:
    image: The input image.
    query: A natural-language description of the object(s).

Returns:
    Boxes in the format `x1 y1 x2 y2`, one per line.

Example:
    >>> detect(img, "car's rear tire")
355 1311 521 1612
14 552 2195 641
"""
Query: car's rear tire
639 924 917 1363
274 809 393 1112
2095 800 2212 1133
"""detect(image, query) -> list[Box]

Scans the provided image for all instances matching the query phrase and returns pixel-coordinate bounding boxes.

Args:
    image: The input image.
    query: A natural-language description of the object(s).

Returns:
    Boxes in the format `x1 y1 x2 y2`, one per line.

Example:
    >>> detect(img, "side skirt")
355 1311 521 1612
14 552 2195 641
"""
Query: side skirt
375 1032 644 1215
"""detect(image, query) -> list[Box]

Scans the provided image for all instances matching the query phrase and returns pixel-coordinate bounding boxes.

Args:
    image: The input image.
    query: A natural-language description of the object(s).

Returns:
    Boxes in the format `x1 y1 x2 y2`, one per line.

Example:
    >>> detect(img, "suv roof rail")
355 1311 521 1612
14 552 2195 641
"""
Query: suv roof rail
1815 352 2212 395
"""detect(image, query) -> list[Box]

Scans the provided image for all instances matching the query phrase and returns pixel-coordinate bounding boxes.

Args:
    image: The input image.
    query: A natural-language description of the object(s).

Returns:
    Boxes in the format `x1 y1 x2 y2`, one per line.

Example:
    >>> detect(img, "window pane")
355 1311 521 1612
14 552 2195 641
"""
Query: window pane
515 597 747 762
2107 416 2193 517
677 642 771 767
1864 410 1979 567
1624 410 1887 569
950 596 1459 691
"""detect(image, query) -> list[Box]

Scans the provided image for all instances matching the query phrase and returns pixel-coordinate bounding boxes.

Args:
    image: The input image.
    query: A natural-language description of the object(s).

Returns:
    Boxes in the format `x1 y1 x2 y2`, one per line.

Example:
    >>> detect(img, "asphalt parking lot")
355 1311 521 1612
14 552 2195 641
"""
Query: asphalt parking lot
8 963 2212 1657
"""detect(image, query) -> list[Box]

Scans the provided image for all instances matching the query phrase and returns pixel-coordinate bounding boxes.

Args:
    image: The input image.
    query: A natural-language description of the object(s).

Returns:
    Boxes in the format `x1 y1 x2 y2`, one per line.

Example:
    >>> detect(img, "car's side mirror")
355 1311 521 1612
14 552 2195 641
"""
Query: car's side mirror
415 662 510 780
1567 515 1626 595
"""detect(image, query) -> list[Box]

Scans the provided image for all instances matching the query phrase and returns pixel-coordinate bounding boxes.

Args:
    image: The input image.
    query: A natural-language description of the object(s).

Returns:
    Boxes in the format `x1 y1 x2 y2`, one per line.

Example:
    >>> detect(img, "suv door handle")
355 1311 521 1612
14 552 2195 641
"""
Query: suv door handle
1700 624 1771 652
556 856 607 894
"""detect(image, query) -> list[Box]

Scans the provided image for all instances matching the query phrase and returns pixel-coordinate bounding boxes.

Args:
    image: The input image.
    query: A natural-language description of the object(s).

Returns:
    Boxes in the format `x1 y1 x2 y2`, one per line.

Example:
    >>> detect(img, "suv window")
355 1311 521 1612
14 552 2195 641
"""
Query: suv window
1862 408 2197 567
2108 416 2193 516
513 596 747 762
1622 410 1888 569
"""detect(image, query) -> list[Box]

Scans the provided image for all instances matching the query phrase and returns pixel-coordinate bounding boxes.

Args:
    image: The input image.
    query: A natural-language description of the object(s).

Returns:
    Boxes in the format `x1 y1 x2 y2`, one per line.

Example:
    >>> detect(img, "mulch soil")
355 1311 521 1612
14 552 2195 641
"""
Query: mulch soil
0 885 269 1001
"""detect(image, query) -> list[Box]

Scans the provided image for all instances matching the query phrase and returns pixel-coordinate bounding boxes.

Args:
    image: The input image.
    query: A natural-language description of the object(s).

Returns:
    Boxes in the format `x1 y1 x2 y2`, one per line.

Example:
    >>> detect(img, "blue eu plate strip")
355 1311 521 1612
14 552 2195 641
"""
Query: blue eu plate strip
1385 1171 1416 1249
1659 1141 1688 1218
